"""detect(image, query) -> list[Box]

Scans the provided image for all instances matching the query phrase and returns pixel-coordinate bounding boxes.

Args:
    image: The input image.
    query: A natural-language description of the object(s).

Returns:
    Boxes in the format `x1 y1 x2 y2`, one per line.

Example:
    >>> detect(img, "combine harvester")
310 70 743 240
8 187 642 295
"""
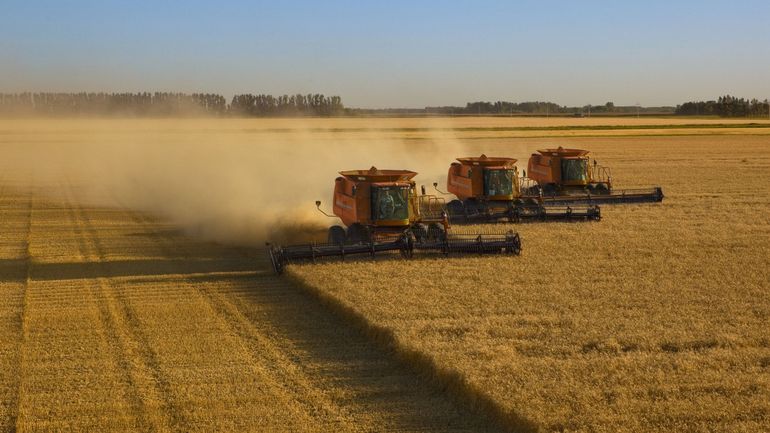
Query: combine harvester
437 155 602 224
267 167 521 274
524 147 664 205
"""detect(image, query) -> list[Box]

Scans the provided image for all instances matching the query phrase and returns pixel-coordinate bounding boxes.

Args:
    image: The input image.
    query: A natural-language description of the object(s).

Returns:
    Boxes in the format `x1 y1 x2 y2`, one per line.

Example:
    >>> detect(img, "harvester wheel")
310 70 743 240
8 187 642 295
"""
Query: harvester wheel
594 183 610 194
411 223 428 243
447 200 464 213
542 184 557 197
347 223 371 244
327 226 346 245
427 223 446 242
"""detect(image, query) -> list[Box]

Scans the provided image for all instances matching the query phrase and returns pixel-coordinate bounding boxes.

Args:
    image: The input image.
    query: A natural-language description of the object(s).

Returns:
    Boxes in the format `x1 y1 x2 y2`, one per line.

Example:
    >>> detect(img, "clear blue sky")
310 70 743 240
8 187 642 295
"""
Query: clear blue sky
2 0 769 108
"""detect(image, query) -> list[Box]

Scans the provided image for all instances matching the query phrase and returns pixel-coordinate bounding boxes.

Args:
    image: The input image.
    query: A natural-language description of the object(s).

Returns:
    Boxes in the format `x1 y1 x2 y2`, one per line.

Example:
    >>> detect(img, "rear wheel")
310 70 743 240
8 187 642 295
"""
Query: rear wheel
347 223 371 244
327 225 346 244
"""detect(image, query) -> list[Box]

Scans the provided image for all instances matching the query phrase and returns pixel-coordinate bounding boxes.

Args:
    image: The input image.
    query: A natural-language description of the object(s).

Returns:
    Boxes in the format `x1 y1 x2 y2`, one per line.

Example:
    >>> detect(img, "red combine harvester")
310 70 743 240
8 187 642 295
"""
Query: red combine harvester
524 147 664 204
439 155 601 223
267 167 521 274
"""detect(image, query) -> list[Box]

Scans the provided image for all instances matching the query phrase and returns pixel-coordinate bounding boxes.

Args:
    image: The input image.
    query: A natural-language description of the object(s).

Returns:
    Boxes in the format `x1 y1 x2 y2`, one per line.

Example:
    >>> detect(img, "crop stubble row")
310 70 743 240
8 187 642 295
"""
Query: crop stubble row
0 180 494 432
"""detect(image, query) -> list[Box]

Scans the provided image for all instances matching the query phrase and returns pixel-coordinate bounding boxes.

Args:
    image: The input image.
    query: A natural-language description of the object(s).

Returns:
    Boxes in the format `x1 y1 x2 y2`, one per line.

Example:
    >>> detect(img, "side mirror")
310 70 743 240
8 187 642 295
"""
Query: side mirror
315 200 334 217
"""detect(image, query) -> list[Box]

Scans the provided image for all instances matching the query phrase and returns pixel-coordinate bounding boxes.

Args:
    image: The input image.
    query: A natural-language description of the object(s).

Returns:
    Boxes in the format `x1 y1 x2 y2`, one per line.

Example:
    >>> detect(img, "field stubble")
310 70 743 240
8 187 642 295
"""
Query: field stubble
0 179 498 432
292 135 770 432
1 119 769 432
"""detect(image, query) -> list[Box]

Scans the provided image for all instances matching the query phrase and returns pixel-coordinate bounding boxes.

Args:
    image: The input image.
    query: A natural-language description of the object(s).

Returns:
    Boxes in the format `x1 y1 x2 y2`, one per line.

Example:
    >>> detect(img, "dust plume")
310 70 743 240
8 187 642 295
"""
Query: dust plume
0 118 470 246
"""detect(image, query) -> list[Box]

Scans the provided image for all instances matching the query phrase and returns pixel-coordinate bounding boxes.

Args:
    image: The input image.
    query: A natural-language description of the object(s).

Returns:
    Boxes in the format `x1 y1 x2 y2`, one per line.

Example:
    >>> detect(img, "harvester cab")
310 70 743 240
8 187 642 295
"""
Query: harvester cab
324 167 448 243
266 166 522 274
447 155 521 202
527 147 610 194
440 154 601 223
524 147 664 205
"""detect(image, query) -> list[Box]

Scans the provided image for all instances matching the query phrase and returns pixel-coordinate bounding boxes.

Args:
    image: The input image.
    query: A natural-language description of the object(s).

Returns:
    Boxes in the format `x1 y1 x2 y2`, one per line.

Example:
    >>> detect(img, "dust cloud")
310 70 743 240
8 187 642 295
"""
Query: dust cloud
1 119 470 246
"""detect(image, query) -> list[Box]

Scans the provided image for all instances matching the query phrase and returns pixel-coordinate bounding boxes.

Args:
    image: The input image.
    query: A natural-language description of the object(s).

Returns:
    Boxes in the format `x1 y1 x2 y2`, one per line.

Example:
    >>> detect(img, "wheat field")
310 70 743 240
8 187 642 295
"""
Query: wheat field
291 134 770 432
1 118 769 432
0 138 499 431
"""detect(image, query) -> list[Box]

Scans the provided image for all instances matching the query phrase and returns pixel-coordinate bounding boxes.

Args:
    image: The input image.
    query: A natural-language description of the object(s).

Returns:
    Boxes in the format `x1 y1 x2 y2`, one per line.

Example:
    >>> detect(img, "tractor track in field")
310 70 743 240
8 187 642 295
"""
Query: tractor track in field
0 184 32 432
2 180 499 432
61 182 180 431
126 213 360 430
118 206 499 432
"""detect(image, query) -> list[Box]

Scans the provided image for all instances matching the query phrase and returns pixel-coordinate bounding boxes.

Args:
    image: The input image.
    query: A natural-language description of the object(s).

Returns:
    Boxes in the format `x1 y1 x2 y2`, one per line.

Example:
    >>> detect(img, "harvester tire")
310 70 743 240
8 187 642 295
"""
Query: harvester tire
594 183 610 194
543 184 557 197
411 223 428 243
347 223 370 244
427 223 446 242
328 226 346 245
447 200 464 213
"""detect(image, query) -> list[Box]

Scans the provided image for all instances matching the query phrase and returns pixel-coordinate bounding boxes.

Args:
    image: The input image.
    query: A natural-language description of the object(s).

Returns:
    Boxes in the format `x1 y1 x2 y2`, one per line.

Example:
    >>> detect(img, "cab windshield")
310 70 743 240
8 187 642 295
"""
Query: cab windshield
561 159 588 182
371 186 409 221
483 169 514 196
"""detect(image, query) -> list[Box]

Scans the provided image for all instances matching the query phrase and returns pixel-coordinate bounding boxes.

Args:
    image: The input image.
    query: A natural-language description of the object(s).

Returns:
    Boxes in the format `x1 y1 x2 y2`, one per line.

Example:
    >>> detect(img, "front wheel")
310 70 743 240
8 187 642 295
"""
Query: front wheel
347 223 371 244
411 223 428 243
427 223 446 242
327 225 346 244
593 183 610 195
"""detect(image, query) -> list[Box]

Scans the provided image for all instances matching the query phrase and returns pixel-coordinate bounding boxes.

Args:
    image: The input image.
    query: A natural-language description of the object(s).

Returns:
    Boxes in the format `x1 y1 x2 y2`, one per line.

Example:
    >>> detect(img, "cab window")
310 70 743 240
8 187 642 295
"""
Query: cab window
371 186 409 220
561 159 588 181
483 169 514 196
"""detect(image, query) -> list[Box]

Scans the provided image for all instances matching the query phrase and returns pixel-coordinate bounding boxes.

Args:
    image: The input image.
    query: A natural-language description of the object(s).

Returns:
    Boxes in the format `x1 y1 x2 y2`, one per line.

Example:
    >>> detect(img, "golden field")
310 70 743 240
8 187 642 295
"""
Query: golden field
0 118 768 432
292 134 770 432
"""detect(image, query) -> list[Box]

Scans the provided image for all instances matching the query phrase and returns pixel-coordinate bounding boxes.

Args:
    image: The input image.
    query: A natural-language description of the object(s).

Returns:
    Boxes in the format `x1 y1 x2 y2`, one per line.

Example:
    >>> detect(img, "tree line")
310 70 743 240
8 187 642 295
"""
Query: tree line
0 92 344 117
675 95 769 117
421 101 673 115
229 94 343 116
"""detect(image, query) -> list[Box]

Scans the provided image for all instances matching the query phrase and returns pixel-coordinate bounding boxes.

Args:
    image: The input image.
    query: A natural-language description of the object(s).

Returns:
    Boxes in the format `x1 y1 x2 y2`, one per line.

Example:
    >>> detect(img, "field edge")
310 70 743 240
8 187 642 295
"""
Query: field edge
284 271 539 433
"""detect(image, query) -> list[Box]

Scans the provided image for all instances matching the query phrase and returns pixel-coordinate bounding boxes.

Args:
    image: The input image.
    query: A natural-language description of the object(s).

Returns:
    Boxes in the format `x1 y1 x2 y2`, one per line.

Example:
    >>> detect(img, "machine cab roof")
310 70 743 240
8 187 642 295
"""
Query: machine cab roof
536 147 590 158
338 167 417 183
455 154 517 168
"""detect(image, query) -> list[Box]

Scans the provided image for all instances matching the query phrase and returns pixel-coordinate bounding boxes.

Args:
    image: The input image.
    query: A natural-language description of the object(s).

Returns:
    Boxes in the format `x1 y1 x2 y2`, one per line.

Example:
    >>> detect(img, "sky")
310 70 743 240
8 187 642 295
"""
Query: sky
2 0 769 108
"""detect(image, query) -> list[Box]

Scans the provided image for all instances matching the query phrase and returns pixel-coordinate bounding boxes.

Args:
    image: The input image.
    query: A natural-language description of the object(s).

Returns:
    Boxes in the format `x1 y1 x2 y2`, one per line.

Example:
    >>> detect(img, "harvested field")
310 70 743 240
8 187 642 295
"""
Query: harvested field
0 181 498 432
291 134 770 432
1 119 768 432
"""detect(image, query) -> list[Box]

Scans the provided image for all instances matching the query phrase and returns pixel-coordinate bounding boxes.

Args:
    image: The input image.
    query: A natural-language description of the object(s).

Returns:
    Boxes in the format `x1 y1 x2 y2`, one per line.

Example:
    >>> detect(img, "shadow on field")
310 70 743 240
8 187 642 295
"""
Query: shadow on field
0 258 27 281
222 255 518 432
